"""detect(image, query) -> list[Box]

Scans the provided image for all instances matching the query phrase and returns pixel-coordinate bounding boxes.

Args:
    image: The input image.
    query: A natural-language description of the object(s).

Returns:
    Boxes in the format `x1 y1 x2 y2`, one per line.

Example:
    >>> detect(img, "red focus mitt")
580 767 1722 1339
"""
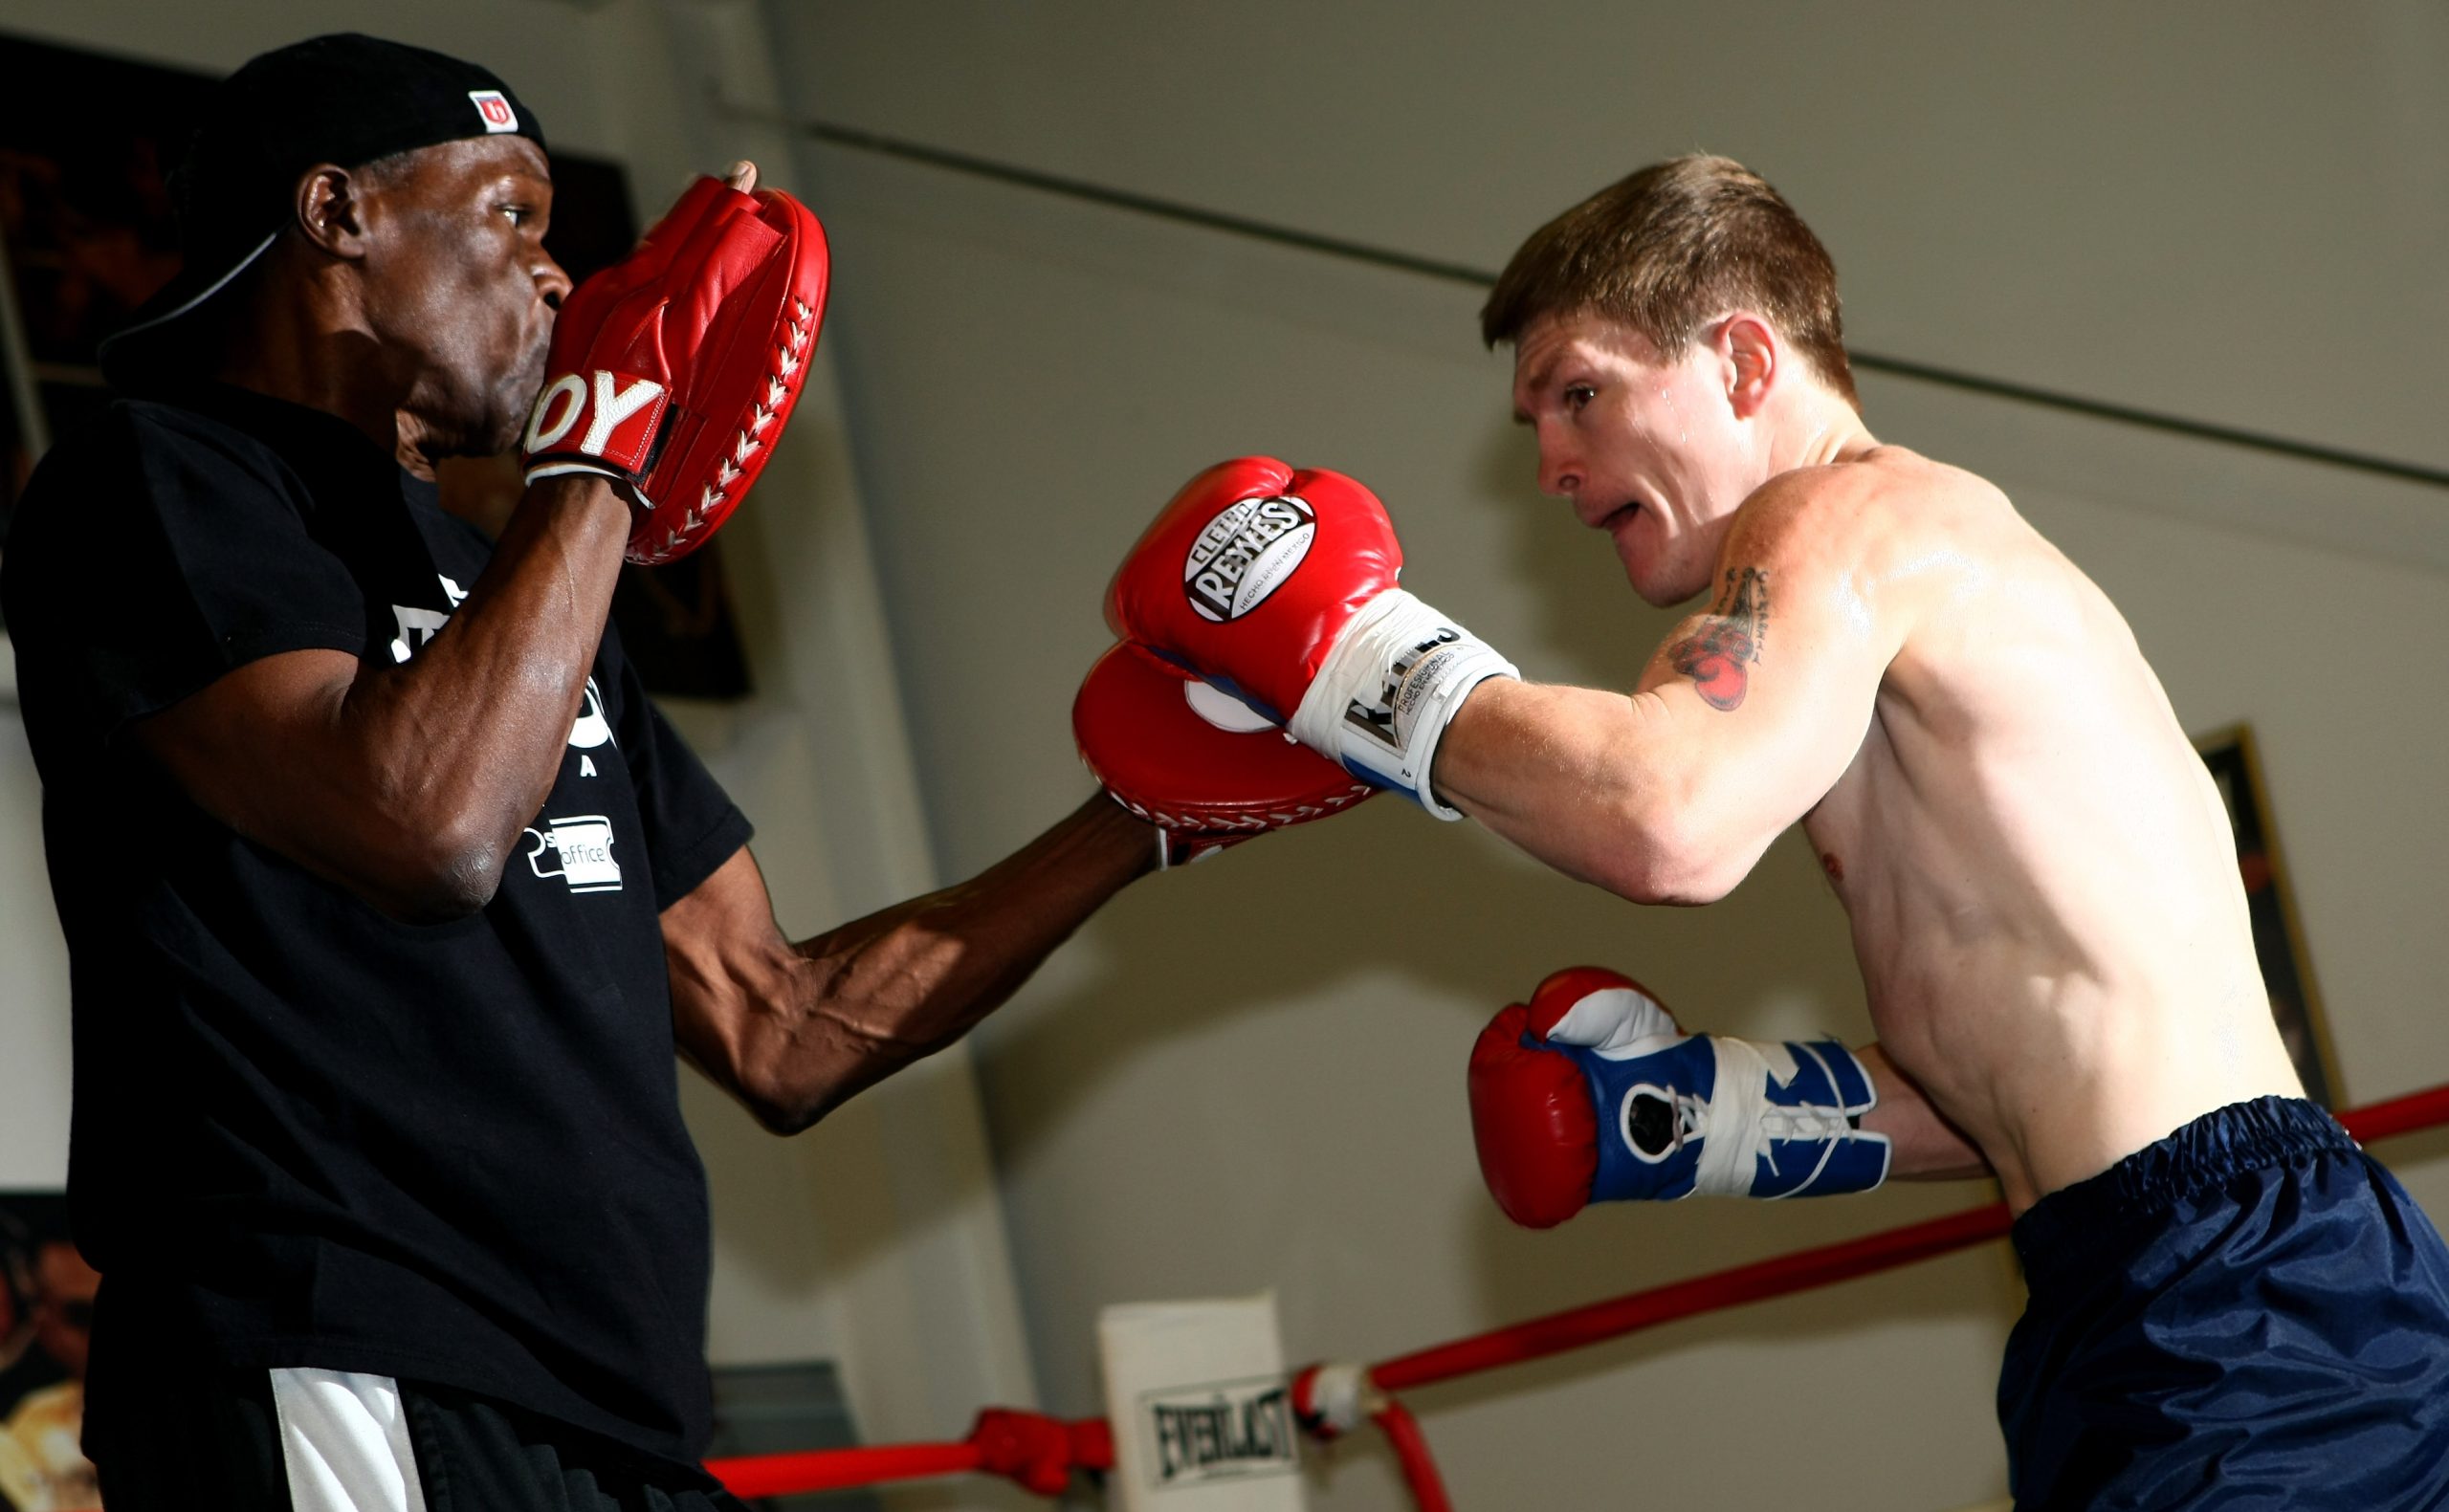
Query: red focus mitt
1073 643 1374 868
522 174 830 564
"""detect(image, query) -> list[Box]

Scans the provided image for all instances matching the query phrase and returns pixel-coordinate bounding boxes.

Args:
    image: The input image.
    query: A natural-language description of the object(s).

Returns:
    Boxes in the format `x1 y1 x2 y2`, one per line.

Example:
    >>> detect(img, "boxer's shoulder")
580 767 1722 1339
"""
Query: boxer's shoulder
1742 446 1999 534
1732 448 2020 606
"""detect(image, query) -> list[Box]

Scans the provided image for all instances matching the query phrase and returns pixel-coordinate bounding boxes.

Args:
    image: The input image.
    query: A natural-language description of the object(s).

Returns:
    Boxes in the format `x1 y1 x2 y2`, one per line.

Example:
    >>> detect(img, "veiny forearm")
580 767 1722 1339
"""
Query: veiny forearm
673 797 1155 1130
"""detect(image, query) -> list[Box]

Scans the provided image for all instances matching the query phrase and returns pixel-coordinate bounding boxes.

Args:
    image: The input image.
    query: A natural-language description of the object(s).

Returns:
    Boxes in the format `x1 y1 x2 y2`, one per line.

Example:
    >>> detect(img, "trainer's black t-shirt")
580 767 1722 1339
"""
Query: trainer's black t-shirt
1 383 752 1460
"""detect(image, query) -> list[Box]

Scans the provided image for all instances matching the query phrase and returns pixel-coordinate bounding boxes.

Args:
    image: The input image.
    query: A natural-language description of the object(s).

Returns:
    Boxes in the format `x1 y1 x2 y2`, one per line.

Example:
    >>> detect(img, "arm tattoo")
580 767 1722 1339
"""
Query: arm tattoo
1668 567 1768 712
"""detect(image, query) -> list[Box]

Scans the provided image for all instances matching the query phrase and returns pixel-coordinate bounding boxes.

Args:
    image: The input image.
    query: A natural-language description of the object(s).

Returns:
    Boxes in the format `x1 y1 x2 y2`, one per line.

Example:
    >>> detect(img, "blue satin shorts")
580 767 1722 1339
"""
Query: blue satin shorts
2001 1097 2449 1510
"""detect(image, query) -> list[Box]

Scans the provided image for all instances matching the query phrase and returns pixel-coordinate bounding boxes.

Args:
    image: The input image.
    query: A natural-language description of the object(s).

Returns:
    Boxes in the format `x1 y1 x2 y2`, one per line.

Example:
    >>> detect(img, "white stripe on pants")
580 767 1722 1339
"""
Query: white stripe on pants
267 1369 429 1512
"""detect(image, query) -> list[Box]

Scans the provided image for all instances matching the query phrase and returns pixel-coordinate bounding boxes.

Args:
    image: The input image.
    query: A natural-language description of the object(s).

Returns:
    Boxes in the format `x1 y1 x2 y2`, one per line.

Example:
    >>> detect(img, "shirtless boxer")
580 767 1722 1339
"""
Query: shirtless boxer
1102 157 2449 1507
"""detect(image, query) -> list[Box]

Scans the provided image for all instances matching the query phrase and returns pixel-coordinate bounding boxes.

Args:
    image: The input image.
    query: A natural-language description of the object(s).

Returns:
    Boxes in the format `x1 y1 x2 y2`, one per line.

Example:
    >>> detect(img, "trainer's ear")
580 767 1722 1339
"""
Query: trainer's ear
294 163 374 259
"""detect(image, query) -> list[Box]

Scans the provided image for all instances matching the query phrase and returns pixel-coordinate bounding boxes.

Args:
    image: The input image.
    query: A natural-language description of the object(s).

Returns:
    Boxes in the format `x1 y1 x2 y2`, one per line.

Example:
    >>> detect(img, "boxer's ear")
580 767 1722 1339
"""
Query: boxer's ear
1715 311 1779 421
294 163 373 260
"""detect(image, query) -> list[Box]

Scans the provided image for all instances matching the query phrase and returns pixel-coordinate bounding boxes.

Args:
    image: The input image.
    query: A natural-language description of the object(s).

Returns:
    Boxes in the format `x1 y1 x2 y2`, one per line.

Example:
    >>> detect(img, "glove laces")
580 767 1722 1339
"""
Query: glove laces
1686 1039 1865 1197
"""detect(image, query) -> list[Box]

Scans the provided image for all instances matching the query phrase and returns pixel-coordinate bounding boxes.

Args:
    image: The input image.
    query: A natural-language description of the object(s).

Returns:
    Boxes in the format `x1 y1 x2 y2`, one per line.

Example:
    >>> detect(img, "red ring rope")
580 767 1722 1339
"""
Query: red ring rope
709 1411 1112 1498
706 1080 2449 1501
1369 1395 1453 1512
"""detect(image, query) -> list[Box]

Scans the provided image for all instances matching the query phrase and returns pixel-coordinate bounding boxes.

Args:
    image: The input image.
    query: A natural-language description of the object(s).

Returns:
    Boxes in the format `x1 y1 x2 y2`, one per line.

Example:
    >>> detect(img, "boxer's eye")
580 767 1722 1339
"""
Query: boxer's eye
1564 384 1596 414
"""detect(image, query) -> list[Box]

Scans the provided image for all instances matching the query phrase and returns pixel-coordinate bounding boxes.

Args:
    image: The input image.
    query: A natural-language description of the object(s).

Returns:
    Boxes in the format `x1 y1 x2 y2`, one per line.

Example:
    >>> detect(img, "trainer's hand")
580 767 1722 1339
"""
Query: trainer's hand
522 164 828 563
1073 643 1374 868
1468 967 1891 1227
1106 458 1515 819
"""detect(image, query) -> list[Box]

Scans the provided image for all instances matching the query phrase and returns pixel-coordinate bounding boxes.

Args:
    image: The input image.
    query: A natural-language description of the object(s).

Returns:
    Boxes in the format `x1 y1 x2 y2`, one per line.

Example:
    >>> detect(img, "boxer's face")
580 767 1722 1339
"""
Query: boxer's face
1511 312 1758 606
358 136 570 458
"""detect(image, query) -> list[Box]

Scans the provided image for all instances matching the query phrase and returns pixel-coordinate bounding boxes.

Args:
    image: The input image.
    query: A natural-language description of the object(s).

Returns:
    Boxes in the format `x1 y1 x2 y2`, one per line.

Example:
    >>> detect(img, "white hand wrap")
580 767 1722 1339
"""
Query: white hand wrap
1288 589 1516 820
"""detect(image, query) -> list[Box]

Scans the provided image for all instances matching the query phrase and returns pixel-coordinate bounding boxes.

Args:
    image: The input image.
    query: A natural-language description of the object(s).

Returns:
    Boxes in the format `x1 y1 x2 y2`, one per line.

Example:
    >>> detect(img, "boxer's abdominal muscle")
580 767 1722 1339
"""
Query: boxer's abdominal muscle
1804 485 2298 1211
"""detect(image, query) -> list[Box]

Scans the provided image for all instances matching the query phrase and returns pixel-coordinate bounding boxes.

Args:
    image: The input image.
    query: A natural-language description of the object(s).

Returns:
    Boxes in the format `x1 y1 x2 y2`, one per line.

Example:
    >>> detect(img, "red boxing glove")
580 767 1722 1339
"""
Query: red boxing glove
1471 968 1887 1224
522 175 830 564
1108 458 1399 726
1073 643 1374 867
1105 458 1514 819
1467 967 1657 1229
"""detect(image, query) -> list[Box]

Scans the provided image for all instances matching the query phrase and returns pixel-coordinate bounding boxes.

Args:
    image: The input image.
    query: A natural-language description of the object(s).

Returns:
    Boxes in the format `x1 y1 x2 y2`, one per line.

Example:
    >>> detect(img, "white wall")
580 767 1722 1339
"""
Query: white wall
761 6 2449 1510
0 649 72 1187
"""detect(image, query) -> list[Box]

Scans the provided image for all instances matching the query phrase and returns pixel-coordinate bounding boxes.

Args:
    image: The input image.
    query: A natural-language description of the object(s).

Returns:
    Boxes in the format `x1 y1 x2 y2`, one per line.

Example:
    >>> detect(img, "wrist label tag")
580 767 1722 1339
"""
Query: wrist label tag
1290 591 1515 821
523 368 671 476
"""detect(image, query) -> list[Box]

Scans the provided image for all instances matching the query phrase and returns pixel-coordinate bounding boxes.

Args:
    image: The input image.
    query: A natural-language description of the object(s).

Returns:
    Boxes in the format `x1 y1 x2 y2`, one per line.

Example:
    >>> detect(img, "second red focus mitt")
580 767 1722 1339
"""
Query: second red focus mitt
1074 642 1375 868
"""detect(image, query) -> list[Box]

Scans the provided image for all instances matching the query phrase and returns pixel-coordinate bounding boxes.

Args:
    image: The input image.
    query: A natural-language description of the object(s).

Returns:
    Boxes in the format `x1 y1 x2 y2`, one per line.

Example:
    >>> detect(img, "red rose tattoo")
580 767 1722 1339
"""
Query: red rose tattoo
1667 567 1767 712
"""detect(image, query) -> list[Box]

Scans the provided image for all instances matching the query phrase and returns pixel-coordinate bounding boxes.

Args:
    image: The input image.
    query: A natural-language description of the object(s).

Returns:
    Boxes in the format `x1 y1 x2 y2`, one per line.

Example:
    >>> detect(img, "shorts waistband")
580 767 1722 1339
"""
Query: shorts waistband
2010 1096 2355 1283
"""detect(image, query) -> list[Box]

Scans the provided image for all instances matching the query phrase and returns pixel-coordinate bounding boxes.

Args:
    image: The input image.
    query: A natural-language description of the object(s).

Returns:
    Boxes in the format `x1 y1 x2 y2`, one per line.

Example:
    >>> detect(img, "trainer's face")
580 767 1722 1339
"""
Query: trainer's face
360 137 570 457
1511 312 1755 606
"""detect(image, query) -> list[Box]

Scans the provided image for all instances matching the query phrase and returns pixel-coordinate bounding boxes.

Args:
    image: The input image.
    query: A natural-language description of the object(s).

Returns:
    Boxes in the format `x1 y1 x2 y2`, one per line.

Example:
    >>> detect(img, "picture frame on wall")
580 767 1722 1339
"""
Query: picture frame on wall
0 33 214 555
2196 723 2339 1108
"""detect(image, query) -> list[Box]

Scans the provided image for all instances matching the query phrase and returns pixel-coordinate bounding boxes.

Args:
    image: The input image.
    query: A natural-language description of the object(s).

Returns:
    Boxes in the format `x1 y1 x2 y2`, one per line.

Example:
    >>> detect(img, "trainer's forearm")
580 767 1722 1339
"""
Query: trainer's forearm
734 798 1154 1129
334 475 630 900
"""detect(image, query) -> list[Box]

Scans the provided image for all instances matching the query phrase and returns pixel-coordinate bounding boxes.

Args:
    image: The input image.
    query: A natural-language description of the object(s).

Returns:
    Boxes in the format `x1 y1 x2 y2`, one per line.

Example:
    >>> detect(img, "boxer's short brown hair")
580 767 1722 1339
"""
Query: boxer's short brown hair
1480 155 1858 408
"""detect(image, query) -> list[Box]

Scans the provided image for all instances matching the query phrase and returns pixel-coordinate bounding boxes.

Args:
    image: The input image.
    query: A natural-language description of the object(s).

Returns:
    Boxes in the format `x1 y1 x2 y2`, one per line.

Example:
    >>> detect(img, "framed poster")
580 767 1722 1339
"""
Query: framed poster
0 33 213 552
2197 724 2338 1107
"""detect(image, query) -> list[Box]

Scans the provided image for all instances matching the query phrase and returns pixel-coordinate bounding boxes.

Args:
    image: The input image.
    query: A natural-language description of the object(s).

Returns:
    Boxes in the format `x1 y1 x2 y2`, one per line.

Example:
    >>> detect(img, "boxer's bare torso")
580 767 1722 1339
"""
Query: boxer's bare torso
1444 312 2299 1213
1785 448 2299 1210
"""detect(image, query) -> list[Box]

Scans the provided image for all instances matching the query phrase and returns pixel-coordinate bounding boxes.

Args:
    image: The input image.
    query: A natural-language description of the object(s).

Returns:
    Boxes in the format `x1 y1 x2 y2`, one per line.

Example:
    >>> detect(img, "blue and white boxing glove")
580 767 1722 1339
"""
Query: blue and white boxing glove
1468 966 1891 1227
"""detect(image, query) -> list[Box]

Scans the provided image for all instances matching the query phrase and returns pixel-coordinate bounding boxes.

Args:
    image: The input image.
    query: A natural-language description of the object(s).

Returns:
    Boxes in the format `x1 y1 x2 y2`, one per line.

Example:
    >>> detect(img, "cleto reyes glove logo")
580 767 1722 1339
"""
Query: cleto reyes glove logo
524 369 673 476
1181 494 1315 622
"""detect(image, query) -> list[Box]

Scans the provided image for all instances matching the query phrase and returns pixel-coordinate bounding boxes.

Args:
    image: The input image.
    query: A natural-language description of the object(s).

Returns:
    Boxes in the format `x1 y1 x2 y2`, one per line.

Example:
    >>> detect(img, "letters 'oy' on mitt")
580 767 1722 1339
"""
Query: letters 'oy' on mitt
522 176 831 565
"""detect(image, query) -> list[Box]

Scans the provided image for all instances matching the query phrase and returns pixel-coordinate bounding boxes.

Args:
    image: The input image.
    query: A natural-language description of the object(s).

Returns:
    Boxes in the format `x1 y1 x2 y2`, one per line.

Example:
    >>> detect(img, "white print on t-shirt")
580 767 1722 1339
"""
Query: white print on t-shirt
386 579 614 761
386 575 471 665
523 815 622 893
569 677 614 750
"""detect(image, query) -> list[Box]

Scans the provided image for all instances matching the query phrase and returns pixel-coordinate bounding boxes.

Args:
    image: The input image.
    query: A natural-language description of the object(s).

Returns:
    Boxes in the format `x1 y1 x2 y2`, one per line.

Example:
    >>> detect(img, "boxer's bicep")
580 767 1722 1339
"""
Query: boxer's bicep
1442 486 1897 900
1629 493 1898 839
